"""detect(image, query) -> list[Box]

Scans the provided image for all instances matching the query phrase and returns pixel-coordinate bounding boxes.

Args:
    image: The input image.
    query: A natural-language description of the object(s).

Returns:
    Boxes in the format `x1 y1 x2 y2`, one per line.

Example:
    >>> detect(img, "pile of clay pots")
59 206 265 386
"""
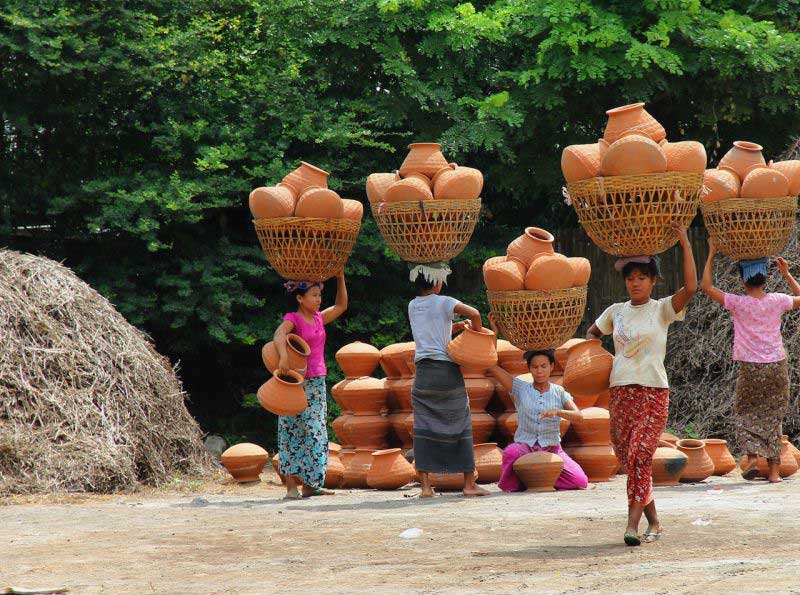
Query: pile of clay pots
703 143 800 201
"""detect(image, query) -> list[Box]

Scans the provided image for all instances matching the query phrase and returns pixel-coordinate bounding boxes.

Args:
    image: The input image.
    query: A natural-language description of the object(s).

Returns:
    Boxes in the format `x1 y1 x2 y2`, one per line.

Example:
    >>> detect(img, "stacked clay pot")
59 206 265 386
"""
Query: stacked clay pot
784 435 800 467
676 439 714 482
220 443 269 483
651 440 688 486
474 443 503 484
249 161 365 222
366 142 484 204
513 451 564 492
495 341 524 444
367 448 417 490
703 142 800 202
324 443 346 489
755 436 799 478
564 407 619 482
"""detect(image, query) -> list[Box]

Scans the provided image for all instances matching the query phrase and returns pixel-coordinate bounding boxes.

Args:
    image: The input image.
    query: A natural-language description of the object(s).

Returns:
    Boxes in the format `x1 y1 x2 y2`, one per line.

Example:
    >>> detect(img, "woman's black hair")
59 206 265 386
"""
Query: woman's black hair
742 272 767 289
524 349 555 366
286 285 315 311
413 272 436 294
621 260 660 280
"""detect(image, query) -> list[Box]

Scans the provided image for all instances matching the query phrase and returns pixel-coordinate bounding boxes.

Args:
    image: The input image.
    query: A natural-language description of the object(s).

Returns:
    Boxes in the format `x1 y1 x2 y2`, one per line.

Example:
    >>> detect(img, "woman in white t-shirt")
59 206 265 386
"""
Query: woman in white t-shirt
586 224 697 546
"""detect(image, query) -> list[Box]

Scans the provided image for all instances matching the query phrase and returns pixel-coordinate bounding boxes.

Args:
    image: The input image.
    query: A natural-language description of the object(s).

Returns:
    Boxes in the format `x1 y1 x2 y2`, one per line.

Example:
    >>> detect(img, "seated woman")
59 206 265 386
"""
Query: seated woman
487 350 588 492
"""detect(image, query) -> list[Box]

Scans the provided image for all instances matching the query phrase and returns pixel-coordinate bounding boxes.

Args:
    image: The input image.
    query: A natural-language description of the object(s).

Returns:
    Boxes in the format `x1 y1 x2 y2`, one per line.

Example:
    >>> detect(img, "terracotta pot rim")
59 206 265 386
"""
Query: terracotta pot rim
677 438 705 449
703 438 727 445
275 370 303 385
372 448 402 456
299 161 331 176
287 334 311 357
523 227 555 243
407 142 442 149
732 141 763 152
616 130 650 140
474 442 498 448
605 102 645 116
567 337 601 354
657 440 676 449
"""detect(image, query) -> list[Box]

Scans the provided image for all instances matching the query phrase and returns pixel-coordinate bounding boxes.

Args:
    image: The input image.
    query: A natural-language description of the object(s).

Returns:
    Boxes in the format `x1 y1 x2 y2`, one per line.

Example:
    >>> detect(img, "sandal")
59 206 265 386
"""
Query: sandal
624 531 641 547
643 529 663 543
302 487 335 498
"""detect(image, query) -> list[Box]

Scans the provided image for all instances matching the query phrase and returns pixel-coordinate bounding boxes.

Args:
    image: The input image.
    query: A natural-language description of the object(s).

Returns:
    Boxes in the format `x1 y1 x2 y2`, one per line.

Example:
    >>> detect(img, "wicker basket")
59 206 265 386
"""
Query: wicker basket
371 199 481 263
253 217 361 281
701 196 797 260
487 287 588 350
566 172 703 256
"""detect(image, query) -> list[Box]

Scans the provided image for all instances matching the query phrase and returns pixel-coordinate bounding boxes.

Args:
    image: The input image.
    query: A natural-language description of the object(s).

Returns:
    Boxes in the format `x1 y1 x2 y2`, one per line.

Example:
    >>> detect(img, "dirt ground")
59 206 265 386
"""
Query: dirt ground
3 468 800 594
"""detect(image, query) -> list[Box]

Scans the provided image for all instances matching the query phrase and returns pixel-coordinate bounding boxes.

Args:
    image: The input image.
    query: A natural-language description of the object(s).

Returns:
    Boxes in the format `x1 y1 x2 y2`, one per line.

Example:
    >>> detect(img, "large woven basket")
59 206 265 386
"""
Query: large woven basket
487 287 588 350
253 217 361 281
371 199 481 263
566 172 703 256
701 196 797 260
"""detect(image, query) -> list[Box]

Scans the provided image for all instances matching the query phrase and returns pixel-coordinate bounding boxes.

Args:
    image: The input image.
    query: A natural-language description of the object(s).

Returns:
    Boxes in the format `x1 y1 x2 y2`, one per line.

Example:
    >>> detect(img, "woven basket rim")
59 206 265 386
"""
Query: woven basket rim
371 198 482 212
567 171 704 194
253 216 362 228
701 196 797 212
487 287 588 300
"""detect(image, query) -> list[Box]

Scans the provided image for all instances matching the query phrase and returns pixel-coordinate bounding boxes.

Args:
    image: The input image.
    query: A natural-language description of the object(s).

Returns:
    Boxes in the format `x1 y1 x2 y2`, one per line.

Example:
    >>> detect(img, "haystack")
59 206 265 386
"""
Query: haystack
0 249 212 495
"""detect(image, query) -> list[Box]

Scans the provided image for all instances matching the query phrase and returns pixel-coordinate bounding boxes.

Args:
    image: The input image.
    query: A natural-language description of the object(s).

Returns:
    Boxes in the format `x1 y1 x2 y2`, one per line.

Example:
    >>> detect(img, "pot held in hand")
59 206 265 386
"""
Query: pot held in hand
262 333 311 375
447 325 498 373
257 370 308 416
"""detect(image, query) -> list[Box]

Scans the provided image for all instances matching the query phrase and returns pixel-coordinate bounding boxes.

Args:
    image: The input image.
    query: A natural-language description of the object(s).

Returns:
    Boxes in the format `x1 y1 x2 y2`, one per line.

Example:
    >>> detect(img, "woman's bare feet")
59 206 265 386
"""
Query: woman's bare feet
768 461 782 483
419 472 435 498
463 472 489 497
420 488 436 498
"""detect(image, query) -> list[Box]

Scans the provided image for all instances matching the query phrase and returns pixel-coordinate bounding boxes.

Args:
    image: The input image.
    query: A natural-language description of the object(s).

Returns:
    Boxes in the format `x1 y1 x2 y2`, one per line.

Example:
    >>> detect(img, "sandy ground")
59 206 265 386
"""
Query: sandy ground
2 469 800 594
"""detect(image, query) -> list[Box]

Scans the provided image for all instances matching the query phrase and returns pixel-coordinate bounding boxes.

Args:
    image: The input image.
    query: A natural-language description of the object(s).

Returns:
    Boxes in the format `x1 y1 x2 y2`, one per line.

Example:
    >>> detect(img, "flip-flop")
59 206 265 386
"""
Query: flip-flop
624 531 641 546
643 529 663 543
302 488 335 498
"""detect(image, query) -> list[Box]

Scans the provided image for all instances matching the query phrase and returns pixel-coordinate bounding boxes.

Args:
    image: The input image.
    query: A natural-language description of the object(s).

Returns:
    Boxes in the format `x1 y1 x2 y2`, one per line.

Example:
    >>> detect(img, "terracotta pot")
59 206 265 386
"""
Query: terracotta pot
660 140 707 174
249 185 296 219
565 445 618 482
379 344 403 379
676 439 714 482
295 186 344 219
220 443 269 482
493 380 514 412
651 446 688 486
365 172 400 204
702 168 740 202
718 141 766 179
770 160 800 196
499 411 517 441
555 338 585 372
403 413 414 439
340 198 364 221
474 443 503 484
497 340 527 375
324 443 345 489
257 370 307 416
594 389 610 409
740 166 790 199
572 393 600 410
447 325 498 372
428 471 476 491
405 172 433 187
561 142 603 182
261 334 311 375
601 133 667 177
399 142 449 177
389 411 414 449
465 378 495 412
385 176 433 202
471 412 496 444
341 448 373 488
331 413 352 447
567 257 591 287
391 378 414 411
431 163 457 187
560 417 571 438
571 407 610 446
336 377 388 416
507 227 555 268
524 253 575 291
433 166 483 200
603 102 666 144
389 342 416 378
660 431 679 446
513 451 564 492
282 161 330 195
756 436 799 478
344 414 390 450
703 438 736 476
367 448 416 490
271 453 283 482
483 256 526 291
785 435 800 466
336 341 381 379
562 340 613 398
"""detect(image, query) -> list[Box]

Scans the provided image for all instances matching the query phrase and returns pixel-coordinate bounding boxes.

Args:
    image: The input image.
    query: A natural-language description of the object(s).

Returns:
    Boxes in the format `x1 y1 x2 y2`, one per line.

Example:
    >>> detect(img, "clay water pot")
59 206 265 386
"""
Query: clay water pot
524 254 576 291
703 438 736 476
499 411 517 441
248 185 296 219
555 338 585 372
660 140 707 174
431 163 457 187
785 435 800 466
770 160 800 196
336 341 381 378
465 378 495 412
341 198 364 221
433 166 483 200
295 186 344 219
331 414 352 447
660 431 679 446
493 380 514 411
385 176 433 202
379 344 404 379
572 393 600 410
261 334 311 375
389 411 414 449
593 389 609 410
428 471 476 491
257 370 307 416
702 168 740 202
220 443 269 483
561 142 603 182
474 443 503 484
740 166 790 199
405 172 433 187
342 448 373 488
507 227 555 268
497 340 527 375
324 443 345 489
560 417 571 438
603 102 665 144
283 161 330 195
367 448 416 490
471 412 496 444
344 415 390 450
562 340 613 398
567 257 591 287
399 142 449 177
718 141 766 179
676 439 714 482
337 377 388 416
571 407 611 446
651 446 688 486
756 437 799 478
447 325 498 372
565 445 618 482
391 378 414 411
483 256 526 291
601 133 667 177
513 451 564 492
366 172 400 204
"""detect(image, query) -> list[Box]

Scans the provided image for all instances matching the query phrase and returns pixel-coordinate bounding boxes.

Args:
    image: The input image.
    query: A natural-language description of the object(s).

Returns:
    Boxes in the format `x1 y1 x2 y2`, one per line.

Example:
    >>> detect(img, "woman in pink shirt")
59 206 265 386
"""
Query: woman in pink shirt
273 272 348 499
701 240 800 482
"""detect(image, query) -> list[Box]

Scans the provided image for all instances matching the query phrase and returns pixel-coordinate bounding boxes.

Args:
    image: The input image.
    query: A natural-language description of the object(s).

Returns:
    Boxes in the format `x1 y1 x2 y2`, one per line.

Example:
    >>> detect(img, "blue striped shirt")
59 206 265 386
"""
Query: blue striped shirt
512 378 573 447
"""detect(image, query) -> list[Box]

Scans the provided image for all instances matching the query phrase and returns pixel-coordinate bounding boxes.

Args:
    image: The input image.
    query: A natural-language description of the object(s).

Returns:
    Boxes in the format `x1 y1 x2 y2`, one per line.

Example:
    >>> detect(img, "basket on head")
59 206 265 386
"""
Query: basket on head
701 196 797 260
566 172 702 256
252 216 361 281
370 199 481 264
487 287 588 350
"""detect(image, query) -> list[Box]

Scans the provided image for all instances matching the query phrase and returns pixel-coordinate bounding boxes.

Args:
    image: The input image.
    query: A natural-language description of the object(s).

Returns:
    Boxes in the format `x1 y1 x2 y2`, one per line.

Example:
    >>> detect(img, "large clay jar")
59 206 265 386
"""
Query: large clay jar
389 410 414 449
770 160 800 196
341 198 364 221
568 257 591 287
499 411 517 441
756 436 799 478
660 140 707 174
524 254 576 291
676 439 714 482
379 344 404 379
220 443 269 482
474 443 503 484
271 453 283 482
601 133 667 177
572 393 599 410
497 340 527 375
702 168 740 202
471 412 496 444
331 414 352 448
447 326 498 371
341 448 373 489
560 417 571 438
594 389 610 409
262 334 311 375
391 377 414 411
428 471 476 491
344 415 390 450
561 142 603 182
785 435 800 466
571 407 611 446
651 445 688 486
465 378 495 412
513 451 564 492
433 166 483 200
338 377 388 416
249 185 296 219
507 227 555 268
399 142 449 177
483 256 526 291
295 186 344 219
718 141 766 179
391 342 416 378
367 448 416 490
257 370 307 416
603 102 666 144
493 379 514 411
324 443 345 489
565 445 618 482
385 176 433 202
740 166 790 199
283 161 330 195
563 340 613 398
703 438 736 476
555 338 585 372
366 172 399 204
336 341 381 379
